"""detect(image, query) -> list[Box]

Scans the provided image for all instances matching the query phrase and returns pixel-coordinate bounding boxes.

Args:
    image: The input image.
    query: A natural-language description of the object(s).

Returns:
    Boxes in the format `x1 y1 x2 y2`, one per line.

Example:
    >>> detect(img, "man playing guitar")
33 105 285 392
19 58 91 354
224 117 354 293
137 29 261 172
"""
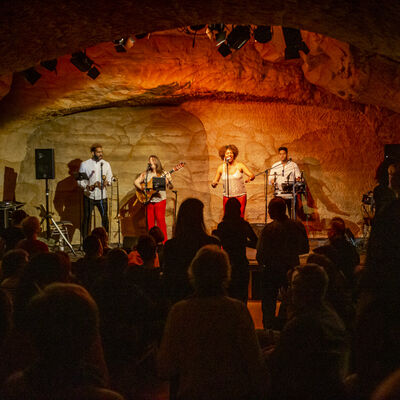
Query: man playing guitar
134 155 173 241
78 143 113 239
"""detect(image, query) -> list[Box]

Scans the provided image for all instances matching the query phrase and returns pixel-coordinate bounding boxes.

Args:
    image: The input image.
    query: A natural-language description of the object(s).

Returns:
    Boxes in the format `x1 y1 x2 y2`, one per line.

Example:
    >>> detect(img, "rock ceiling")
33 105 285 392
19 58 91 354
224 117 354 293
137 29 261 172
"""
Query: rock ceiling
1 0 400 113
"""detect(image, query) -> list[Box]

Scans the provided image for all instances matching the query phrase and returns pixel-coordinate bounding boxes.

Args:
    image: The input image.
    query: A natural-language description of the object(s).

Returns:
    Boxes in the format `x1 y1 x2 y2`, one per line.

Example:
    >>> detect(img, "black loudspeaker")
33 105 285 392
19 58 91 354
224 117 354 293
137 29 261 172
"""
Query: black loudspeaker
122 236 138 252
35 149 55 179
385 144 400 163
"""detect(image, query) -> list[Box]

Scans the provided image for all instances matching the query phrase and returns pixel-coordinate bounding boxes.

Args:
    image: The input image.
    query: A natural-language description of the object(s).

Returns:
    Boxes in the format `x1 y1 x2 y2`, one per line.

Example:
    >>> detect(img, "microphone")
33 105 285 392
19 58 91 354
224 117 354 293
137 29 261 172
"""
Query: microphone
225 156 232 163
100 162 103 167
147 163 152 171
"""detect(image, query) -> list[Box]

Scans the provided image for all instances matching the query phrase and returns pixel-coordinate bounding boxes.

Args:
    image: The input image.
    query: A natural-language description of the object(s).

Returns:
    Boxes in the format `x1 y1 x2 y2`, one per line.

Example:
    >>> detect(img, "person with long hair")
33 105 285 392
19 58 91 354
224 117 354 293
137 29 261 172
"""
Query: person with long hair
211 144 255 218
135 155 173 241
213 197 258 303
162 198 220 304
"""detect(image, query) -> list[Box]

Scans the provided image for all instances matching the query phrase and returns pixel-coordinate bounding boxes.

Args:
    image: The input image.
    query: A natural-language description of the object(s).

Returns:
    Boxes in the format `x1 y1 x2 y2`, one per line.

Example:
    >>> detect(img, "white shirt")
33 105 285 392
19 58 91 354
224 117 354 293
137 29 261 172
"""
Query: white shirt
78 158 113 200
268 160 301 199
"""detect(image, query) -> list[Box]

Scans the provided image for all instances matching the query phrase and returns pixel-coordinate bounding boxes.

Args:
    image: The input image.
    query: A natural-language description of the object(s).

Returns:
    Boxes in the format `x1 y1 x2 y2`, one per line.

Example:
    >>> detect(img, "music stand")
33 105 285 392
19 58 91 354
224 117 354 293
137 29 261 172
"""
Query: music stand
152 177 166 191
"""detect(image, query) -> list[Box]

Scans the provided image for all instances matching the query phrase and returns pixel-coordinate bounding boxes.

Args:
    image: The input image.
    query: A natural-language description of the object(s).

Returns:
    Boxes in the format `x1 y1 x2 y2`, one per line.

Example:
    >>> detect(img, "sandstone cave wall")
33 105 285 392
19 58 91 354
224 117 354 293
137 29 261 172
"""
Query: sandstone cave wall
0 100 396 243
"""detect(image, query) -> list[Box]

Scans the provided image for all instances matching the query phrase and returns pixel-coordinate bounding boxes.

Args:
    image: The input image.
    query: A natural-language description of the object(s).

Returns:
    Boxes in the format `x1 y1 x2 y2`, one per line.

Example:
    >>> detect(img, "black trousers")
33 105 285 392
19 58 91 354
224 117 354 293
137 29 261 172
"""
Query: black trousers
82 196 109 239
261 267 288 329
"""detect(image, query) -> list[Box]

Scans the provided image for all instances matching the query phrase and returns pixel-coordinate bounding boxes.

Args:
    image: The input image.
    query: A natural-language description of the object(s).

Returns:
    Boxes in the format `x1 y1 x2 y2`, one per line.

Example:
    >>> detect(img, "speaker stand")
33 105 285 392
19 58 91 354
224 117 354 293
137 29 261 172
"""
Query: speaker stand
45 178 51 239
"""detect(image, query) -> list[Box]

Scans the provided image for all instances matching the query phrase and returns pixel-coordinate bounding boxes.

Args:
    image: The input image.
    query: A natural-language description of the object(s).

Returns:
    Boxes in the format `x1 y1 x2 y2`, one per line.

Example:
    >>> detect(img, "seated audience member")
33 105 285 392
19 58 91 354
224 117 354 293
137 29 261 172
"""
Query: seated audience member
314 217 360 287
16 216 48 259
163 198 220 304
0 210 27 258
1 283 124 400
307 253 355 330
256 197 309 329
127 234 160 268
158 245 265 400
91 226 111 256
213 197 258 303
371 369 400 400
73 235 104 291
149 226 165 266
0 249 29 302
91 249 157 381
345 297 400 400
269 264 349 400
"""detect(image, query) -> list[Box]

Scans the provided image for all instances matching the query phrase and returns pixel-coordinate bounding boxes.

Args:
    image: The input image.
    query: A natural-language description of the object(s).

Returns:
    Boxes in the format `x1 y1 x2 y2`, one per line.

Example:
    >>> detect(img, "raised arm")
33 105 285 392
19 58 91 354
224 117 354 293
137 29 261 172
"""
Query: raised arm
211 165 223 188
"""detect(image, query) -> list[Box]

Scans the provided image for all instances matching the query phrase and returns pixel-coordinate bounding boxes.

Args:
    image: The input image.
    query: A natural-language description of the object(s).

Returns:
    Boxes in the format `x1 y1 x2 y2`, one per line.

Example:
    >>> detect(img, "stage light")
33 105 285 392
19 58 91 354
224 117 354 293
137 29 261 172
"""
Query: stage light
70 51 100 79
227 25 251 50
87 66 100 80
215 31 227 46
207 24 226 46
70 51 93 72
218 43 232 57
282 27 309 60
113 38 127 53
23 67 42 85
254 26 272 43
40 59 58 71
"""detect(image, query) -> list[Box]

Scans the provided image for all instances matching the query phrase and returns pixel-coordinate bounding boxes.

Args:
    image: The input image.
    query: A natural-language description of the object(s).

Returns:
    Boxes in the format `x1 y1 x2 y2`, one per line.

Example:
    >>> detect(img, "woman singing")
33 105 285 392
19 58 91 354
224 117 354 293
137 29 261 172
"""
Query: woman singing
135 155 172 241
211 144 255 217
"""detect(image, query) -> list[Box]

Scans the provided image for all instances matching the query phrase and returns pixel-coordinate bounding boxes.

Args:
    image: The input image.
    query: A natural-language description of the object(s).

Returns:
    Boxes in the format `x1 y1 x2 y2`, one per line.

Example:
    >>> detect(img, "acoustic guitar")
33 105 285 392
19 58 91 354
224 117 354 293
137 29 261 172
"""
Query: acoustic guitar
136 162 185 204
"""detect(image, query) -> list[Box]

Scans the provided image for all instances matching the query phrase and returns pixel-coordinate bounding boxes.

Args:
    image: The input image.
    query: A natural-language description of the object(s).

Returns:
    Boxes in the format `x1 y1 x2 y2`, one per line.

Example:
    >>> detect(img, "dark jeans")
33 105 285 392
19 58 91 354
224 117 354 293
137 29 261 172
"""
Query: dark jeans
82 196 109 239
261 267 288 329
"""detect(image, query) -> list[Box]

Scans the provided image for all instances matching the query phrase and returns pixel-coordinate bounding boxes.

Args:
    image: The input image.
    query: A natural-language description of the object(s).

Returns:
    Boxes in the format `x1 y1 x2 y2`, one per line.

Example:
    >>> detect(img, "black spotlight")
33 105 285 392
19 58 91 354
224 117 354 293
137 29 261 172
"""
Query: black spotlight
113 38 127 53
254 26 272 43
40 59 58 72
218 43 232 57
282 27 310 60
70 51 93 72
23 67 42 85
87 66 100 80
227 25 251 50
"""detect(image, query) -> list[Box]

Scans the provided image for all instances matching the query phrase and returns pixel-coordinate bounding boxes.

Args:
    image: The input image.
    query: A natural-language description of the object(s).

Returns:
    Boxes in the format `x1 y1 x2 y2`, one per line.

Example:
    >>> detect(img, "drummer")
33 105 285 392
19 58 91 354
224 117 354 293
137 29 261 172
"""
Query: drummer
268 146 302 217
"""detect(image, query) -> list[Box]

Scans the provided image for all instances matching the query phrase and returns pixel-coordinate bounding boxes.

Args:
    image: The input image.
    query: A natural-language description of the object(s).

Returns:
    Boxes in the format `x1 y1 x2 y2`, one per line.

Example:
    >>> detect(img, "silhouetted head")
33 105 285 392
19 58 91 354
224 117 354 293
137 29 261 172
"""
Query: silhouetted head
328 217 346 240
1 249 28 280
188 245 231 296
136 235 157 263
26 283 99 363
268 197 287 220
174 198 207 238
83 235 103 258
105 248 128 273
291 264 329 308
91 226 109 249
223 197 242 220
149 226 164 244
21 216 41 239
11 210 28 226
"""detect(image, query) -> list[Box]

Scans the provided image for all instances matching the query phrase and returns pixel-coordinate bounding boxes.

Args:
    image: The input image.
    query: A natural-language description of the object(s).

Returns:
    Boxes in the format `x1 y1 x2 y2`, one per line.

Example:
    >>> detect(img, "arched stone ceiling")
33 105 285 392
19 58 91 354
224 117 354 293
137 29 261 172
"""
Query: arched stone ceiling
1 0 400 76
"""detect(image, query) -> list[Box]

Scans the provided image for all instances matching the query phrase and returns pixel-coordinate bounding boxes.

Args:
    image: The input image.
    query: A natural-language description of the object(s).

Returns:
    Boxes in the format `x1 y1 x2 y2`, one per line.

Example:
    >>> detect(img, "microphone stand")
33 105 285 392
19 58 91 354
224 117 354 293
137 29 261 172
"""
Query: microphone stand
113 176 121 247
144 164 150 231
100 162 105 231
225 159 230 198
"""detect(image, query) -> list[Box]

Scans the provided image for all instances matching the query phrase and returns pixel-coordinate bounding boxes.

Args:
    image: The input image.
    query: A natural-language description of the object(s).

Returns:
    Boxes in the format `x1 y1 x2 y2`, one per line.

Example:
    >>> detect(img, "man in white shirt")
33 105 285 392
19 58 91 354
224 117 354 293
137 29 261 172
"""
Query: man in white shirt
268 146 301 217
78 144 113 239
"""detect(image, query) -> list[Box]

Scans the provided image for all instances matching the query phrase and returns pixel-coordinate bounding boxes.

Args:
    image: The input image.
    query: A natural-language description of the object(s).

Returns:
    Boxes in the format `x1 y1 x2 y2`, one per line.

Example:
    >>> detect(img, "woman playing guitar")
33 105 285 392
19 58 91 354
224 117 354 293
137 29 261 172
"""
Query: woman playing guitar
134 155 173 241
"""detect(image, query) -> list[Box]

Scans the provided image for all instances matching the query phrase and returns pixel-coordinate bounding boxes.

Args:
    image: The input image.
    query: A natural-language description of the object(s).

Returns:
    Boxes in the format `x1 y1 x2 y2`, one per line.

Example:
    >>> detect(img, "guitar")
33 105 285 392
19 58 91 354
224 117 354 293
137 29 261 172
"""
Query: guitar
136 162 185 204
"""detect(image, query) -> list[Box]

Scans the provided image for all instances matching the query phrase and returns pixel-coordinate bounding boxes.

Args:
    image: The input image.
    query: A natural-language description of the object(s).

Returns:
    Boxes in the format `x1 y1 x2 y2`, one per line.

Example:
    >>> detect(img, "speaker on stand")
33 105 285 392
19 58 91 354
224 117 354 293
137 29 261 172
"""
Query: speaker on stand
35 149 55 239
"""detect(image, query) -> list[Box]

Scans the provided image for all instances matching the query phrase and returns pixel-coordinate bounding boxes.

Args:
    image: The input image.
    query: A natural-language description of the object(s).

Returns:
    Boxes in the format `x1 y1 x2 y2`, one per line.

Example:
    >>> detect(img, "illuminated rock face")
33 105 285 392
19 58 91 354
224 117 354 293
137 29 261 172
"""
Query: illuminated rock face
0 30 399 242
10 101 399 243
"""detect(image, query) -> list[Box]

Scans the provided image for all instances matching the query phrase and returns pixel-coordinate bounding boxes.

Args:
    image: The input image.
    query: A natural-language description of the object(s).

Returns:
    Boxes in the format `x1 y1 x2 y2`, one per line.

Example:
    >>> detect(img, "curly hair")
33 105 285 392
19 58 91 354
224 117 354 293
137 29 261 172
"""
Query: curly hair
218 144 239 161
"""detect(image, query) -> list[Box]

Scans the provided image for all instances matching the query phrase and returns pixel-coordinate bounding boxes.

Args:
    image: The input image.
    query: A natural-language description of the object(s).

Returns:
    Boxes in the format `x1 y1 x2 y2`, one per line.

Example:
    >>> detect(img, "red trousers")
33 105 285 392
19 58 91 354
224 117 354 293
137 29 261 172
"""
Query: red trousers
147 199 167 241
223 194 247 218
